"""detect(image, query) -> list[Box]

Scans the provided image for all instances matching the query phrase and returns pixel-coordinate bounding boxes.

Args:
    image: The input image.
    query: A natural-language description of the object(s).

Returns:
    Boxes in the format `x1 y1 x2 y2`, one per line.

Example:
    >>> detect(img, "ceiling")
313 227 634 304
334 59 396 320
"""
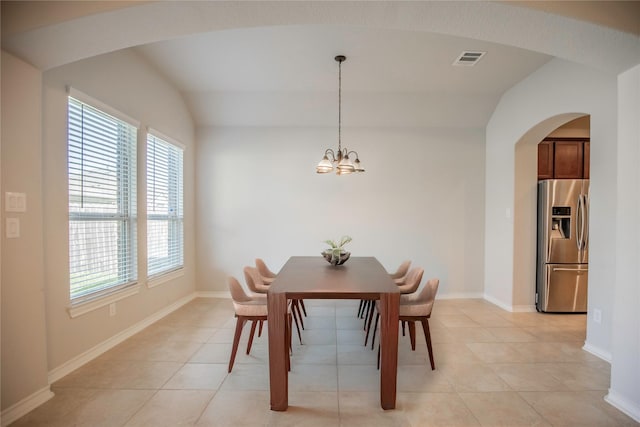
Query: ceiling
135 25 551 128
3 1 638 129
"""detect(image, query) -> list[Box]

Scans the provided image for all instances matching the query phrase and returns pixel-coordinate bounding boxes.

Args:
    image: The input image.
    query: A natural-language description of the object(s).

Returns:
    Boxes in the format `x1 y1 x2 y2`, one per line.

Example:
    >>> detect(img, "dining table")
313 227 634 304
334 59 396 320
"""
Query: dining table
267 256 400 411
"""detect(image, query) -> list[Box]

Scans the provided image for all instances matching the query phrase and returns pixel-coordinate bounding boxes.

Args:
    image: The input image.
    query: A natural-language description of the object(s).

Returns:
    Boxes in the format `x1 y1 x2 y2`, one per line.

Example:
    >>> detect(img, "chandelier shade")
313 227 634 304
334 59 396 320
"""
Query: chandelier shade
316 55 364 175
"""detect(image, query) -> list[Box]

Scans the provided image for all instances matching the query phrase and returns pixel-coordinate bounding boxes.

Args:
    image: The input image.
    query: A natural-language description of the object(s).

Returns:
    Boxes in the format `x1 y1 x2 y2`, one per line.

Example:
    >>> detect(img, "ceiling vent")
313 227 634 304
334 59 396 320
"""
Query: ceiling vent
452 51 486 66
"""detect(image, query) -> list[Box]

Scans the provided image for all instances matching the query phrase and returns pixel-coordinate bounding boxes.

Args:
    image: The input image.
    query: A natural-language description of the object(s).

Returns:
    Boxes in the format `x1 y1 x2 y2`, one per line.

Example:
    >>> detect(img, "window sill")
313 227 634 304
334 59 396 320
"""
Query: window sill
67 284 140 318
147 268 184 289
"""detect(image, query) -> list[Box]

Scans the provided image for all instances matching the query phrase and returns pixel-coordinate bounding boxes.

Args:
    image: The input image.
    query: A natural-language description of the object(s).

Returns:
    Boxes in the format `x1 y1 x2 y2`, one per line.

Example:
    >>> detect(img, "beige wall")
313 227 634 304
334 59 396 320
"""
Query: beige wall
41 48 196 371
1 47 196 412
1 51 50 411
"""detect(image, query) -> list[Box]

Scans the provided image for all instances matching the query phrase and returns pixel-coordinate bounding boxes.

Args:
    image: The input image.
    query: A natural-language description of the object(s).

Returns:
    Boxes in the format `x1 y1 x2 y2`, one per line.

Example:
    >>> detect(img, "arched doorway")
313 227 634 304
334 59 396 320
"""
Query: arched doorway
513 113 590 311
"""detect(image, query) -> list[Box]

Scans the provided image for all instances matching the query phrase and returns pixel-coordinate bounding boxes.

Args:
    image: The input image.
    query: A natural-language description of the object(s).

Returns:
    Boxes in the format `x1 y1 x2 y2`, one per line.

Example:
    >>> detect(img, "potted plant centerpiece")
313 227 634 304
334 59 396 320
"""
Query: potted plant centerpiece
322 235 352 266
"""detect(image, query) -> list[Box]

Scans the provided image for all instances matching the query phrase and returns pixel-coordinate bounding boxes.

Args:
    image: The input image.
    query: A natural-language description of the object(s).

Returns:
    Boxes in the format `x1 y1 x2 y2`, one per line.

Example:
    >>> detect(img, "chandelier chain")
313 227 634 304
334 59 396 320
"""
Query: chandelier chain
338 58 342 153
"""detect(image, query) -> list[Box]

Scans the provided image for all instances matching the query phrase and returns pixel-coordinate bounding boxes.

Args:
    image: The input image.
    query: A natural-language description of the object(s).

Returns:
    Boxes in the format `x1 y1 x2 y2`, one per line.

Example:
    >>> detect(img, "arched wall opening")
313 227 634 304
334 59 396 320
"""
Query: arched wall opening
513 113 590 310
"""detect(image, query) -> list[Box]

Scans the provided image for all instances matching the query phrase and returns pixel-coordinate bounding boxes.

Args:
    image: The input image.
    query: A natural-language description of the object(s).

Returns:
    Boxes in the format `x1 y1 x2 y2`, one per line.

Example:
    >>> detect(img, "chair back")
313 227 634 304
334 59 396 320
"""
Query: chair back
255 258 276 279
415 278 440 315
390 260 411 280
243 267 260 293
397 267 424 294
244 266 271 293
228 276 252 303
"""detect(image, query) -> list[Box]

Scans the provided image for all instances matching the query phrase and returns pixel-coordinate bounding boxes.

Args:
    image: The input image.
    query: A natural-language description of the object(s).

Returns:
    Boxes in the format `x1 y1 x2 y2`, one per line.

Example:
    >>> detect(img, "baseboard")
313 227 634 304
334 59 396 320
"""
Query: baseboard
483 293 513 312
195 291 230 298
1 386 54 427
438 292 485 299
48 292 196 384
605 389 640 423
481 293 536 312
582 342 612 363
510 304 537 312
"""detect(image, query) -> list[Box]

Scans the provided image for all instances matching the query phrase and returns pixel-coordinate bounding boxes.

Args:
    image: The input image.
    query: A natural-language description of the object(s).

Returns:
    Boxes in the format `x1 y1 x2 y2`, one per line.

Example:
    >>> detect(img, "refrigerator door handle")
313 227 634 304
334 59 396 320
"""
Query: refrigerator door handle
552 267 588 272
582 194 589 249
576 195 583 251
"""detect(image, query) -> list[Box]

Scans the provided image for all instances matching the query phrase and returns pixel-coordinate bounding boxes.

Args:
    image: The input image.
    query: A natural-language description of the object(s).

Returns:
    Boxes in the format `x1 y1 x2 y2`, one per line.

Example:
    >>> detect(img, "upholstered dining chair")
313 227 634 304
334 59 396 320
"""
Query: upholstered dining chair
371 278 440 370
390 260 411 280
228 276 292 373
358 260 412 321
395 266 424 295
255 258 277 284
364 267 424 346
244 266 303 344
256 258 308 318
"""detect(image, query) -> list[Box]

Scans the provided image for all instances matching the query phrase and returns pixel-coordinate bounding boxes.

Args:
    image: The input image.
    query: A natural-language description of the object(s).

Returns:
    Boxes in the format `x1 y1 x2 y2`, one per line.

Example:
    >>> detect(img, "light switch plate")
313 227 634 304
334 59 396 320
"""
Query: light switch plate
6 218 20 238
5 192 27 212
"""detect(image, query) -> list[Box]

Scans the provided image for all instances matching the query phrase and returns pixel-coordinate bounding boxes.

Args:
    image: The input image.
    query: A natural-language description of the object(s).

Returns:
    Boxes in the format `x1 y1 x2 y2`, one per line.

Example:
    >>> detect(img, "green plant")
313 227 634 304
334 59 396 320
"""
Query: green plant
323 235 352 263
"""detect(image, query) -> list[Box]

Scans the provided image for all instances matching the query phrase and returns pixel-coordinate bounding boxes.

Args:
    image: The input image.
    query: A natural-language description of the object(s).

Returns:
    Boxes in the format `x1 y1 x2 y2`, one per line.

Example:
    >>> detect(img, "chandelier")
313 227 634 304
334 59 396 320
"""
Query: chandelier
316 55 365 175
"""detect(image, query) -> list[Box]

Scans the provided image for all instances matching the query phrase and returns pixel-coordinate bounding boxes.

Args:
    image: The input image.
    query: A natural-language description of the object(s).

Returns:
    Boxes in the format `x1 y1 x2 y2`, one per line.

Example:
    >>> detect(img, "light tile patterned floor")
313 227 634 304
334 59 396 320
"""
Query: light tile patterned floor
12 298 638 426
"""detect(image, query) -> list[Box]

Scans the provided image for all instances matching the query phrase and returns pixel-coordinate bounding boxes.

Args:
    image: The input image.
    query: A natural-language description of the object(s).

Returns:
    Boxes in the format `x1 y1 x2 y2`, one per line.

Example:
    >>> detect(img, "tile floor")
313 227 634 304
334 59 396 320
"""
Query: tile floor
12 298 639 426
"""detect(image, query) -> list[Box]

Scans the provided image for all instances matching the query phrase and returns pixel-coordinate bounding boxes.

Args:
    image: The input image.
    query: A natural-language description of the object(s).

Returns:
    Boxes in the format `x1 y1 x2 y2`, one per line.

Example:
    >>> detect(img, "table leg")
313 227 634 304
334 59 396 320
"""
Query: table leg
267 293 289 411
378 292 400 410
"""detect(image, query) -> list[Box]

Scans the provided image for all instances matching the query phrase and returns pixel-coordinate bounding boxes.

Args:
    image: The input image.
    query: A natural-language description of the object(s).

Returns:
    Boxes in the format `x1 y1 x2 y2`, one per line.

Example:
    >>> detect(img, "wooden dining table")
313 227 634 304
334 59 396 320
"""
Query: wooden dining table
267 256 400 411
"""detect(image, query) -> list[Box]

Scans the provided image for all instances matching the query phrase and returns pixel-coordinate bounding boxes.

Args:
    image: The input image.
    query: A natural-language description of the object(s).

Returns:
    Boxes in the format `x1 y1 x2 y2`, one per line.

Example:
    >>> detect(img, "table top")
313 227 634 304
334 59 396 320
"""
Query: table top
268 256 399 299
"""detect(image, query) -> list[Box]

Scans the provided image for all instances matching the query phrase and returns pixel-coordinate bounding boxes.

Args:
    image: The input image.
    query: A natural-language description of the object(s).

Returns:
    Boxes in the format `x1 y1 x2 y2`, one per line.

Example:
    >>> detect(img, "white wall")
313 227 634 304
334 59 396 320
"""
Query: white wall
39 49 196 372
485 58 617 356
196 126 485 297
606 64 640 421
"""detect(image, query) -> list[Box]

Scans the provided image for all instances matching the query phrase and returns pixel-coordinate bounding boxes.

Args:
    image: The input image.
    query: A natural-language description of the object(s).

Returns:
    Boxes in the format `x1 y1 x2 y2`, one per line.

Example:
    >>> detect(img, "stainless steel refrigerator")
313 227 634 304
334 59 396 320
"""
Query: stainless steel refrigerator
536 179 589 313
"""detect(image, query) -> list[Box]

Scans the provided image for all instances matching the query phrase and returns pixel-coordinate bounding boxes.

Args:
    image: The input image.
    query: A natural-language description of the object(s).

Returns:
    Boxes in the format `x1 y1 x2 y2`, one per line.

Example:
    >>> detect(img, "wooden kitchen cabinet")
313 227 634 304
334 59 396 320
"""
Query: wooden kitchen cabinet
554 140 584 178
583 141 590 179
537 138 590 180
537 141 554 180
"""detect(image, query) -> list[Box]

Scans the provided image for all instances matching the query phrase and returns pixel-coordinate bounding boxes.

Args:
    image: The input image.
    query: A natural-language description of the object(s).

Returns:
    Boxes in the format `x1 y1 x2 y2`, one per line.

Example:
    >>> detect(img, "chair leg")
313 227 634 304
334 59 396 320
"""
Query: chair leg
286 314 292 372
421 318 435 370
402 320 406 337
376 344 381 370
408 321 416 351
246 320 258 355
364 303 376 346
292 300 305 330
291 304 303 344
363 300 371 330
299 299 307 317
296 300 305 329
363 300 373 325
228 317 245 373
357 300 364 317
258 320 264 337
371 312 380 350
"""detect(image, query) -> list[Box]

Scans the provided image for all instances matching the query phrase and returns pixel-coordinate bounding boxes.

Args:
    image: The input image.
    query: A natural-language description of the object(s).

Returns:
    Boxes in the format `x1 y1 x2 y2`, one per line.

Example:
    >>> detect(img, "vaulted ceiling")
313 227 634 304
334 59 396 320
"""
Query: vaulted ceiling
2 1 639 129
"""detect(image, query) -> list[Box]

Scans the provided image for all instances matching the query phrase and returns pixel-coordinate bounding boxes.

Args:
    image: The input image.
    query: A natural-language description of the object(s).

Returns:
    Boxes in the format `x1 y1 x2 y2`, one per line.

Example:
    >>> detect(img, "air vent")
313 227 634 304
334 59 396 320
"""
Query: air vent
452 51 486 66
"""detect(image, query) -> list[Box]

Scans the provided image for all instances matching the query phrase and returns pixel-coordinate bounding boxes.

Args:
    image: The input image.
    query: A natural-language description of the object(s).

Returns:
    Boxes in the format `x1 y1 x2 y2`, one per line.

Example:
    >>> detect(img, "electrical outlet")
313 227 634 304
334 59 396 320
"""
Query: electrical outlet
593 308 602 324
109 303 117 317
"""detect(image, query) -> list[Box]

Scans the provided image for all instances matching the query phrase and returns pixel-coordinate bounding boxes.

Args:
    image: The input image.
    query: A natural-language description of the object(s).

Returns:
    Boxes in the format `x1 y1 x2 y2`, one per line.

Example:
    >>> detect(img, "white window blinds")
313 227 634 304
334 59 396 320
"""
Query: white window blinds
147 132 184 278
68 96 138 301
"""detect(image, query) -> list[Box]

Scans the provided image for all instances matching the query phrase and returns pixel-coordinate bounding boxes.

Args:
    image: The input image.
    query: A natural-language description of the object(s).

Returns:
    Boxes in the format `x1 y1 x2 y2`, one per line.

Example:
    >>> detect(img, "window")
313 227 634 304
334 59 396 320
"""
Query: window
68 95 138 302
146 132 184 278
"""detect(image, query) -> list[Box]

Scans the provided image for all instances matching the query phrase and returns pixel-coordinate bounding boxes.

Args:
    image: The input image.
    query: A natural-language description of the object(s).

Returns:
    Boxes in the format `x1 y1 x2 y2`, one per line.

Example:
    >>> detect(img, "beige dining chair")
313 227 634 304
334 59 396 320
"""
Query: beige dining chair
244 266 303 345
256 258 308 318
229 277 267 372
372 278 440 370
255 258 277 284
364 267 424 346
358 260 412 323
228 276 292 373
390 260 411 280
